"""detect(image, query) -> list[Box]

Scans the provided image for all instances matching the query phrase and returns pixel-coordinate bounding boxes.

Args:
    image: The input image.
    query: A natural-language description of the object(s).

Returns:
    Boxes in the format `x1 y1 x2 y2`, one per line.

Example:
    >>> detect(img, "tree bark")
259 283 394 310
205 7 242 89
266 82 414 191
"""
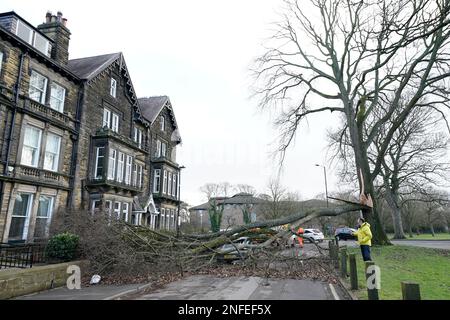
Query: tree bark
384 189 406 239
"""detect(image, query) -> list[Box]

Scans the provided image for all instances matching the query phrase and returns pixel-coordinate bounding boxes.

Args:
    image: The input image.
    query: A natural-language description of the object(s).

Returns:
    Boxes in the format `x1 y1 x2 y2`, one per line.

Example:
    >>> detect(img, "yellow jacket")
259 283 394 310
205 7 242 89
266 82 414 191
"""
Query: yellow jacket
353 222 372 246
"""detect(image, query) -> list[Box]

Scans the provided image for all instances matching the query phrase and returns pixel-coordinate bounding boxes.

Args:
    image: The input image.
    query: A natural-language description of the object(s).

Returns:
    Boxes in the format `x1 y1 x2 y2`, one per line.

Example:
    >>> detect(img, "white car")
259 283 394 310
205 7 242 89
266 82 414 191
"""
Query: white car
303 229 324 243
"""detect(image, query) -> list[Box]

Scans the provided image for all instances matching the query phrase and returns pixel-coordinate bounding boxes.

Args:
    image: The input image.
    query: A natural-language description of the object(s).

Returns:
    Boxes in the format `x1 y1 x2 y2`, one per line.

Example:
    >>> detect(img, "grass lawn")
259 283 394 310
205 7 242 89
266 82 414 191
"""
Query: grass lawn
345 245 450 300
387 233 450 240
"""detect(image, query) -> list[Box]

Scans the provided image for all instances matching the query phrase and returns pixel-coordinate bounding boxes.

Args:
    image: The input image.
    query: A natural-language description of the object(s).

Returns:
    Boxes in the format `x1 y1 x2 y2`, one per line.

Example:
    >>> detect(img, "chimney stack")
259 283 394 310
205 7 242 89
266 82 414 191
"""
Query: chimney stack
37 11 71 65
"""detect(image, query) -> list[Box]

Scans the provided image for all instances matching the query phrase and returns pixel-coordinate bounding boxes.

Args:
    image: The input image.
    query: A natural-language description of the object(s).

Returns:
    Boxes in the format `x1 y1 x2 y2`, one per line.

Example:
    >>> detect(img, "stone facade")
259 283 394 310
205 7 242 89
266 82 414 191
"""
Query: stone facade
0 11 183 243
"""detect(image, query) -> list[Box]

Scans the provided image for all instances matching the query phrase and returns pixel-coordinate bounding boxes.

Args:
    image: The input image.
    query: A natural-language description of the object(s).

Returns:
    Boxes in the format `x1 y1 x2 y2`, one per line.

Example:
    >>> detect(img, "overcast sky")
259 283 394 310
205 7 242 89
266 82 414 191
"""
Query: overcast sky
4 1 448 206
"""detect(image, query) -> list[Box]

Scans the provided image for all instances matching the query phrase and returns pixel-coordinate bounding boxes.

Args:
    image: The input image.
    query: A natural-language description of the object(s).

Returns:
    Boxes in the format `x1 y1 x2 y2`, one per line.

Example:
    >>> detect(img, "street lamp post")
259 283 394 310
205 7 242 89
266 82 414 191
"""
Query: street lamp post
176 165 186 237
315 164 329 207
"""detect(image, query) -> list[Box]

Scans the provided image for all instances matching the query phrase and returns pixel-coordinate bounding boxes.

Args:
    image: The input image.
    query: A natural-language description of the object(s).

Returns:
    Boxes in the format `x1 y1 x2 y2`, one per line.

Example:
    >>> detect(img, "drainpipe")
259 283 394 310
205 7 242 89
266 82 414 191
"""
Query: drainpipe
67 82 85 209
0 53 25 222
3 53 25 175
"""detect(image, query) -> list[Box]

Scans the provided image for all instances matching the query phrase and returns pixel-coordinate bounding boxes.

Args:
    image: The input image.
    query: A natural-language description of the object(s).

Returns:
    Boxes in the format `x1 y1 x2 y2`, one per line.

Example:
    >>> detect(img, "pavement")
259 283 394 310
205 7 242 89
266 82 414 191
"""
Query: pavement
337 239 450 250
390 240 450 250
130 275 345 300
14 283 153 300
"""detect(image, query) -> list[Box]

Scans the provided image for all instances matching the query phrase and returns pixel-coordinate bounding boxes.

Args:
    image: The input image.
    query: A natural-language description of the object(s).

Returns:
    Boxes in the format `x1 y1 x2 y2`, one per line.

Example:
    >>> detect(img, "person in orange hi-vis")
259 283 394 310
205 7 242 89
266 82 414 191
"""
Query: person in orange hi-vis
296 227 304 248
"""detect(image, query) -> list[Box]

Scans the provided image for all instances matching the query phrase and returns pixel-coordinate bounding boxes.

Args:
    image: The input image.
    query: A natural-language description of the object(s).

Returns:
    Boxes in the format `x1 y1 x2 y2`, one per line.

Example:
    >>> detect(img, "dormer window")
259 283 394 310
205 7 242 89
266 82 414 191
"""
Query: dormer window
160 116 165 131
16 19 51 57
110 78 117 98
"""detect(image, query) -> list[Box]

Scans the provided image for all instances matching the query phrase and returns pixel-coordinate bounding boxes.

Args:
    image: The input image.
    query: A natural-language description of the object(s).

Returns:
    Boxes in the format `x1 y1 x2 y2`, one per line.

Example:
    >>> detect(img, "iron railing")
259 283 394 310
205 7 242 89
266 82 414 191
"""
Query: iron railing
0 242 79 269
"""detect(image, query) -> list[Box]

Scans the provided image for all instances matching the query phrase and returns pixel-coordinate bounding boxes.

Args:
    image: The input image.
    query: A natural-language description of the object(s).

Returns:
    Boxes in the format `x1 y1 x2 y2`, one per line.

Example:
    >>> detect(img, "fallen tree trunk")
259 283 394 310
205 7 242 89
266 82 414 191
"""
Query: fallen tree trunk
189 204 365 254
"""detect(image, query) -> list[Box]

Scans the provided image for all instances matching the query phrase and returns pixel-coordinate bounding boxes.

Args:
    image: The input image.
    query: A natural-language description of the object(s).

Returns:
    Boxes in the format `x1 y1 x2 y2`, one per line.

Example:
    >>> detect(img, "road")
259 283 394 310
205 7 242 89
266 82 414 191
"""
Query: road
130 274 347 300
337 239 450 250
390 240 450 250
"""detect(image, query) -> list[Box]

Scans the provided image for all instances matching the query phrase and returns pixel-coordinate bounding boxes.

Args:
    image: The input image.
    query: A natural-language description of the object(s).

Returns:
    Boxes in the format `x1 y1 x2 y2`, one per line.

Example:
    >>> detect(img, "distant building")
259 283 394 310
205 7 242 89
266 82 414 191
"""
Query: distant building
189 193 265 230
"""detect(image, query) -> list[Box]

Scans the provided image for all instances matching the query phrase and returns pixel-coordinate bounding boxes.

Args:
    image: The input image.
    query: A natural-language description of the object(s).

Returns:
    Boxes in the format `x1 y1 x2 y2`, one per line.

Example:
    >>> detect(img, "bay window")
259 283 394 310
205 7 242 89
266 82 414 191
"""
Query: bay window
122 202 129 222
153 169 161 193
117 152 124 182
168 172 172 196
43 133 61 171
163 170 168 194
138 165 143 188
132 164 138 186
113 202 121 219
160 208 165 230
94 147 105 179
125 155 132 185
172 174 177 197
21 126 42 167
108 149 117 180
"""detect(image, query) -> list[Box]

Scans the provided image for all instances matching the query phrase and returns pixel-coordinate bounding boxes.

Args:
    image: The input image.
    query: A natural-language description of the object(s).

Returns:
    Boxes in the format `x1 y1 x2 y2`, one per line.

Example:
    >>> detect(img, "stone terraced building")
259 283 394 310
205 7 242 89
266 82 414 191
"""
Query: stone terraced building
0 11 183 243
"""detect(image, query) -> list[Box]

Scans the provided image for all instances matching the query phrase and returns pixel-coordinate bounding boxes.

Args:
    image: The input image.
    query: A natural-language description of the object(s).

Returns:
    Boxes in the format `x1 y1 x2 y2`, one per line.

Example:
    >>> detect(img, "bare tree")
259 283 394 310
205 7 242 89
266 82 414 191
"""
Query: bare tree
259 178 301 220
332 102 450 238
253 0 450 244
234 184 257 195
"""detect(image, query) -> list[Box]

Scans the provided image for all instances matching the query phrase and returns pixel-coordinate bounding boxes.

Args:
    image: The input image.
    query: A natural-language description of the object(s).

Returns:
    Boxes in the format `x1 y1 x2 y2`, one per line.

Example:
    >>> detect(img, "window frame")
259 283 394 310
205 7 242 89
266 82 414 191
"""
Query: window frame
160 115 165 131
103 108 111 128
163 170 168 194
125 155 132 185
153 169 161 193
21 125 43 168
34 195 54 238
111 113 119 132
43 133 61 172
117 152 124 183
108 148 117 180
49 82 65 112
94 147 105 179
122 202 129 222
9 193 33 240
110 78 117 98
29 70 48 104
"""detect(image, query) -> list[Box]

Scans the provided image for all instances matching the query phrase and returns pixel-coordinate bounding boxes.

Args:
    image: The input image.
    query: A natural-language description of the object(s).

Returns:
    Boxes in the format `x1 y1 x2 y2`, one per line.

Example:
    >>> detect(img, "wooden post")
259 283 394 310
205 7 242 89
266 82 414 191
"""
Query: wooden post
349 253 358 290
340 247 348 277
365 261 379 300
401 282 421 300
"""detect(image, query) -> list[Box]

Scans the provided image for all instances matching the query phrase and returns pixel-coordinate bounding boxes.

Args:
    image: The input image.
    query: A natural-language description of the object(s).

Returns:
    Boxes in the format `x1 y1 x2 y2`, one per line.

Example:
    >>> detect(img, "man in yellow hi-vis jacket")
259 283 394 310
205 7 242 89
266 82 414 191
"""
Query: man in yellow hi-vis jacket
352 217 373 261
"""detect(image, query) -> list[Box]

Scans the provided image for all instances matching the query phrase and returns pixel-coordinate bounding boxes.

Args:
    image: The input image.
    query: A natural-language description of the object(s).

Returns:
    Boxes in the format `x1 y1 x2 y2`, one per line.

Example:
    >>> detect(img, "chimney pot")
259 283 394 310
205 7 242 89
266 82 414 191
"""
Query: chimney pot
45 11 52 23
62 18 67 27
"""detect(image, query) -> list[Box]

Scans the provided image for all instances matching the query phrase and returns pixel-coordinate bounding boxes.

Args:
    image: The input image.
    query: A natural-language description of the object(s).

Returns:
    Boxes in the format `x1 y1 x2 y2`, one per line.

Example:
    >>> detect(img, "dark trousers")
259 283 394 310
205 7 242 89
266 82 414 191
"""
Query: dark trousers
360 245 371 261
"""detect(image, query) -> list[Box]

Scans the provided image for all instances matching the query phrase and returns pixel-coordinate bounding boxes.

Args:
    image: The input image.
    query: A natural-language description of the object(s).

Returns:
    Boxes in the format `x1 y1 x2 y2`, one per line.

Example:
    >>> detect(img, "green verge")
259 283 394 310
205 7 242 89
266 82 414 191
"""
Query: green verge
346 245 450 300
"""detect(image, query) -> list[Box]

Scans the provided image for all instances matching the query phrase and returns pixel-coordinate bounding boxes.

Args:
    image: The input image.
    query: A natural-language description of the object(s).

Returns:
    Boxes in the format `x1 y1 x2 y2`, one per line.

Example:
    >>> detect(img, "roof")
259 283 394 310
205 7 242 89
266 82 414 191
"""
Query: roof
223 193 265 205
139 96 182 143
138 96 169 123
67 52 121 80
189 194 266 211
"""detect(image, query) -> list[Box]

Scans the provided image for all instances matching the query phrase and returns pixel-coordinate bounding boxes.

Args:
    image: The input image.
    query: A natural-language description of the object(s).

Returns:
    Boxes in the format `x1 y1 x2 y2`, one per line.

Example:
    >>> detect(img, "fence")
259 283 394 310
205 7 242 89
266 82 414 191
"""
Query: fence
0 242 79 269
